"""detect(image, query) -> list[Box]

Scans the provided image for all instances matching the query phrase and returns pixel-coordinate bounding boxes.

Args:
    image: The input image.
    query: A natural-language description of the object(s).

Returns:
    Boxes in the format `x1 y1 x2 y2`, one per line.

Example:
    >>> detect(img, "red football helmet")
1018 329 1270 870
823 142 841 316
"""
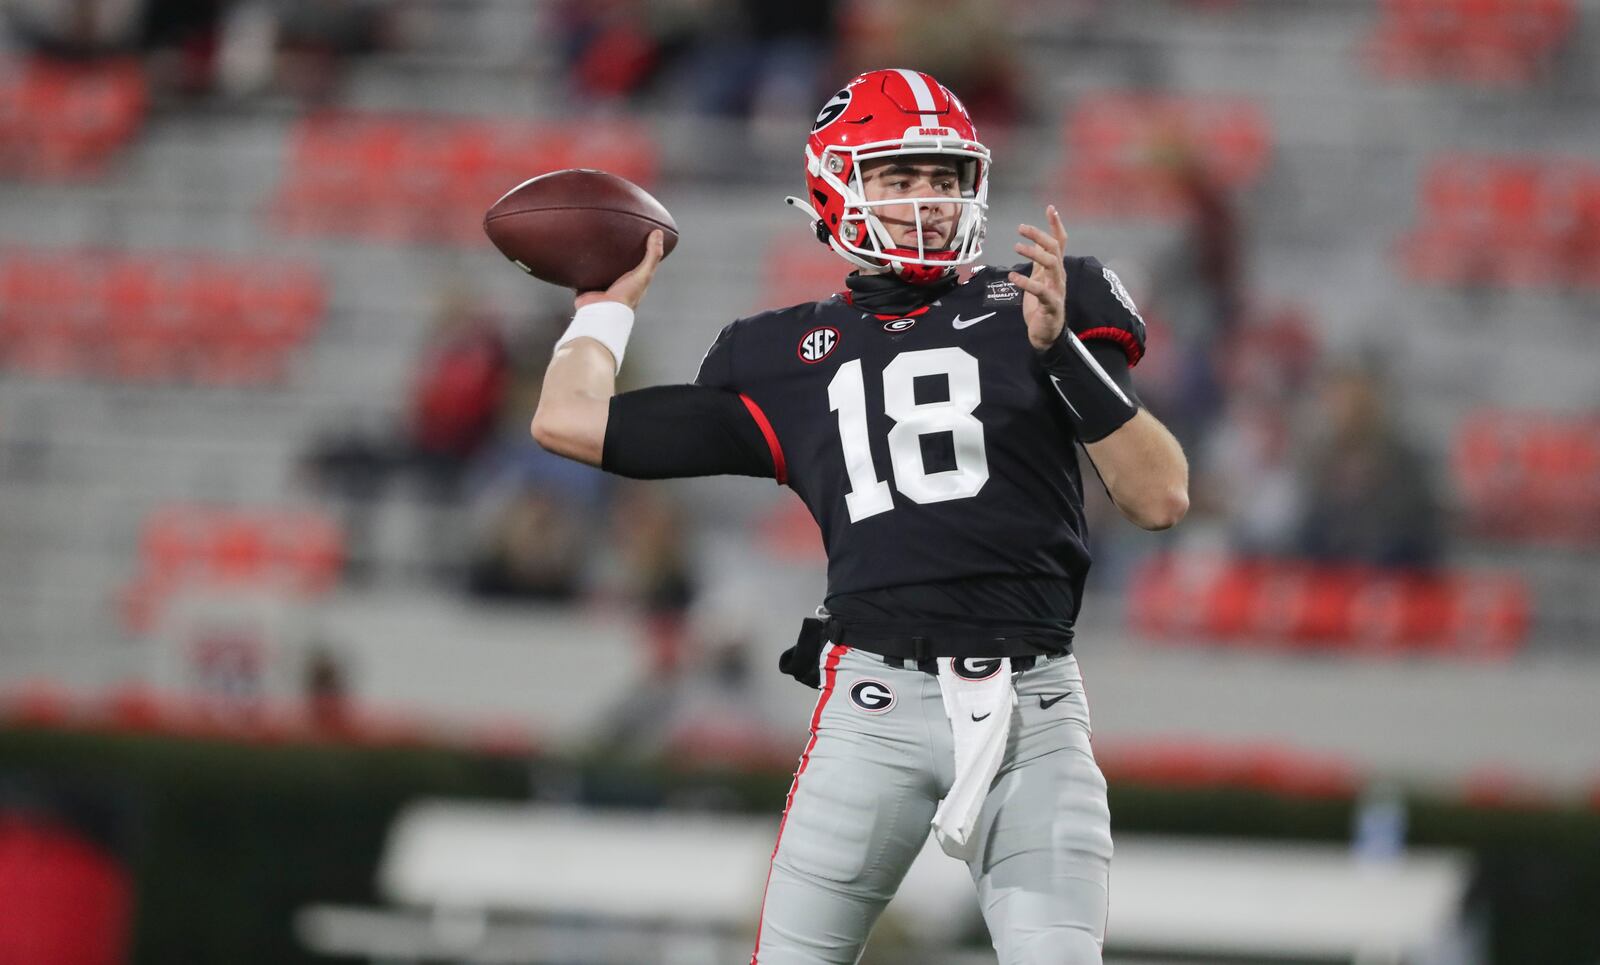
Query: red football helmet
787 68 991 286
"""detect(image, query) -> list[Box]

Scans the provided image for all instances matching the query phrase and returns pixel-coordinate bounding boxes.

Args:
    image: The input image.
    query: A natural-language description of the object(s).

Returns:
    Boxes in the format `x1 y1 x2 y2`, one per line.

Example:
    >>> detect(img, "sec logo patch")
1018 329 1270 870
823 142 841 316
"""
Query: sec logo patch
798 326 840 363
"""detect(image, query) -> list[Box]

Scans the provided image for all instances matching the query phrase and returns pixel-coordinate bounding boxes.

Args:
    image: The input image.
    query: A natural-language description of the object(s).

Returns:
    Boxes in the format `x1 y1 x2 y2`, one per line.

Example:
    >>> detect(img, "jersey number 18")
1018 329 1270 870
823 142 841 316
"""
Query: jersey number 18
827 347 990 522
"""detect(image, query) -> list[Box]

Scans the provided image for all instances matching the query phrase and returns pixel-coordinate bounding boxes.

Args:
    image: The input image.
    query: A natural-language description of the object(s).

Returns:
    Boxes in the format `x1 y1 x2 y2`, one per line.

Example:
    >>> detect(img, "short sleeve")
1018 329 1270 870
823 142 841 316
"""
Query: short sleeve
1065 256 1147 366
694 322 738 390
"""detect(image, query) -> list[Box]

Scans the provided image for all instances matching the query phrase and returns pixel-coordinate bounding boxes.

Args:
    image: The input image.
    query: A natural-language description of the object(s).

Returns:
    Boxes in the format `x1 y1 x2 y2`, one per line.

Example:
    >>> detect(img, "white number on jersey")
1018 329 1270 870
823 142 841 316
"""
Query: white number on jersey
827 347 990 522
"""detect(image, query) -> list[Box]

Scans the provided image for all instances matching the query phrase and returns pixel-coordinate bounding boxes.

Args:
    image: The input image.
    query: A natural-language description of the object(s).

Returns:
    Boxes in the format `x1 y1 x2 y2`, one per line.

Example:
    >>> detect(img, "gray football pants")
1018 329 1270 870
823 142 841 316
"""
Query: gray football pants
751 643 1113 965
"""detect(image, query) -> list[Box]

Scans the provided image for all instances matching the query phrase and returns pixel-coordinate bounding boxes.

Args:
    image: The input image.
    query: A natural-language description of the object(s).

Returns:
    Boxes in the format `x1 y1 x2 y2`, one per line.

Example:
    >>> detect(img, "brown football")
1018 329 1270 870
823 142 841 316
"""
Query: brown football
483 169 678 291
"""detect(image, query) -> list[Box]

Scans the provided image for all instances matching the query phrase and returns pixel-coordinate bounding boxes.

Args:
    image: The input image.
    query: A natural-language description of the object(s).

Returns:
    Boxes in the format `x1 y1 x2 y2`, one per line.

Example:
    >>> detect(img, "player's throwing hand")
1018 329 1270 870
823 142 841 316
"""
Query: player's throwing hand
1009 205 1070 351
575 229 666 312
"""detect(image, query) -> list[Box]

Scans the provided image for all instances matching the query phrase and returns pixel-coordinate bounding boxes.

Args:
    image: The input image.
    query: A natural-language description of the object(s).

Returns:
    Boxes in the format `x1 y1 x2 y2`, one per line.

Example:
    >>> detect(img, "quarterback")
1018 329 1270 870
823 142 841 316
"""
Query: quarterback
532 68 1188 965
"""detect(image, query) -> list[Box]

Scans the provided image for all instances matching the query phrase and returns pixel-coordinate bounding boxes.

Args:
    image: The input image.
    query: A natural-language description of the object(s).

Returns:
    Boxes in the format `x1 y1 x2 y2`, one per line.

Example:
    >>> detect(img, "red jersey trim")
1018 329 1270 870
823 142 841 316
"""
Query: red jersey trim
1076 326 1144 366
739 394 789 485
839 290 935 321
750 643 847 964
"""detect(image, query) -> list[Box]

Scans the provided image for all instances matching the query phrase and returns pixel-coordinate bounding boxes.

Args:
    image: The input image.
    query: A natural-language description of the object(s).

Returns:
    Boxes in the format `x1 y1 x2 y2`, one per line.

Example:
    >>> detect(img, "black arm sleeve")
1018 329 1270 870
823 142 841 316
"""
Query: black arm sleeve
1086 340 1141 407
601 384 776 480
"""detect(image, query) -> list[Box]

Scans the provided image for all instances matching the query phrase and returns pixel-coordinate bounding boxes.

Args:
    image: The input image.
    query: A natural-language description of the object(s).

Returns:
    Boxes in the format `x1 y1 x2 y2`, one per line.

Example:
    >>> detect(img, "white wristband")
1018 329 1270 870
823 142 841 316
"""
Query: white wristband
554 302 635 374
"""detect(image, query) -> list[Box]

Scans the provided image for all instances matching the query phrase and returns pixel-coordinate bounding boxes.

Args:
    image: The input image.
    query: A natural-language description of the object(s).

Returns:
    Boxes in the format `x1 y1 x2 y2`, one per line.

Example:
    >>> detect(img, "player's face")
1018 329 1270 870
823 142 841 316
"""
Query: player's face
860 157 962 251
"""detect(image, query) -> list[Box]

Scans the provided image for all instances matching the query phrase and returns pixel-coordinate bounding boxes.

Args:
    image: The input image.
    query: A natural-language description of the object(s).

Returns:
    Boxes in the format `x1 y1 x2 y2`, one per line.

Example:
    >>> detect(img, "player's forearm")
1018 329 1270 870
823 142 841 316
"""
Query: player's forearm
1084 410 1189 530
529 337 615 466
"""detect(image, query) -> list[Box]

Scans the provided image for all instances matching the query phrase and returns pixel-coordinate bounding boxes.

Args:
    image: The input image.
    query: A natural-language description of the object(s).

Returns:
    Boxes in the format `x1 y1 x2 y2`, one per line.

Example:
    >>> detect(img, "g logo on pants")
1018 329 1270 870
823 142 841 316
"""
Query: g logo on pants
953 657 1002 681
849 679 896 714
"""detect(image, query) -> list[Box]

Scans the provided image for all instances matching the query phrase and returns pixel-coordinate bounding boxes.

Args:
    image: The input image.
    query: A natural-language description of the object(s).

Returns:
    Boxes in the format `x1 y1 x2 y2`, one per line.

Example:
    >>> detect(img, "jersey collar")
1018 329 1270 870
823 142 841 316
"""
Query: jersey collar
842 269 959 317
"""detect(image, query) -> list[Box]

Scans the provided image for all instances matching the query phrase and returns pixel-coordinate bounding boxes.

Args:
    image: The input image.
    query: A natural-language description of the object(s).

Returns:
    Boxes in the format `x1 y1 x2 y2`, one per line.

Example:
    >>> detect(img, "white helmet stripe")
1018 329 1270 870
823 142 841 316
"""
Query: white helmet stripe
893 68 940 128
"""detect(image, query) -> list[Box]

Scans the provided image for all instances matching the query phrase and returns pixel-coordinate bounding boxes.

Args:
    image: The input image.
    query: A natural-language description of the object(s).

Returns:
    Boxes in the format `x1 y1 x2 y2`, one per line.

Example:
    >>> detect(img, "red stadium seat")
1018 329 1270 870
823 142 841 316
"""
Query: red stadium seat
1129 553 1530 656
1452 410 1600 544
1368 0 1575 85
1054 93 1272 219
1402 155 1600 290
0 58 146 179
272 112 659 245
122 506 345 634
0 249 325 385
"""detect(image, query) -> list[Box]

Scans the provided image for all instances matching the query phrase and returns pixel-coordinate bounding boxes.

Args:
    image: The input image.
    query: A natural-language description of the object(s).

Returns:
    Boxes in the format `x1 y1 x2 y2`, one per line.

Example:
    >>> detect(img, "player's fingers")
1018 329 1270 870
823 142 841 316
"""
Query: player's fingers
1014 241 1065 285
612 231 664 292
638 230 665 273
1047 205 1069 250
1007 271 1052 298
1018 222 1061 257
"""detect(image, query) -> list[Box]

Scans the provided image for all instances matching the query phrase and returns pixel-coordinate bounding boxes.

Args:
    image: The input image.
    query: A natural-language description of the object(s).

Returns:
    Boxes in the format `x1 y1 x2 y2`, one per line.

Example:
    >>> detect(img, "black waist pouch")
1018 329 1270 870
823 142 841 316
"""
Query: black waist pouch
778 616 828 689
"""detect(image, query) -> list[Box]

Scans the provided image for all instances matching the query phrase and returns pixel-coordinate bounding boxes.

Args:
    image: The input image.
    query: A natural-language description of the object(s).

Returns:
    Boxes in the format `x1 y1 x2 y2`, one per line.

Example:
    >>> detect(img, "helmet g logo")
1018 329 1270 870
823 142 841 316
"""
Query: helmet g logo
812 89 851 132
797 326 839 363
850 679 896 713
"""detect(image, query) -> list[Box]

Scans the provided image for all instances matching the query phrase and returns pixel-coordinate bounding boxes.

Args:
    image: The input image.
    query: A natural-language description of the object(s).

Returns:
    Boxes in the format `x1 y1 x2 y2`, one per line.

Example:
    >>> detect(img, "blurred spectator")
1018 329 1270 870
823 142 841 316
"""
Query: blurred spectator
1163 140 1244 338
681 0 837 121
554 0 671 102
2 0 143 58
464 485 589 600
841 0 1022 129
406 288 511 503
302 642 353 734
1293 357 1444 568
301 289 510 581
300 415 389 581
1191 305 1320 554
611 484 696 674
139 0 226 94
266 0 388 101
1193 400 1299 555
1142 139 1247 452
459 305 611 598
554 0 839 120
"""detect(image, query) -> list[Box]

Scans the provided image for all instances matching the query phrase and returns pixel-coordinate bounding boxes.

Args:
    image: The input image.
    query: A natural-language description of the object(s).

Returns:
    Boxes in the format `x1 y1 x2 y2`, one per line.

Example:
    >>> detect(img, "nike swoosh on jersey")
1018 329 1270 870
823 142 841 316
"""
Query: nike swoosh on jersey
1038 693 1071 709
951 312 997 330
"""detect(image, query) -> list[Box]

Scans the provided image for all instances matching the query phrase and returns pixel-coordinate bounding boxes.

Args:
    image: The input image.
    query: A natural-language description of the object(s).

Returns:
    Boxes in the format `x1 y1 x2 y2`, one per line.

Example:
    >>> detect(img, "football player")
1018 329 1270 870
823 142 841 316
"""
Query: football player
531 68 1188 965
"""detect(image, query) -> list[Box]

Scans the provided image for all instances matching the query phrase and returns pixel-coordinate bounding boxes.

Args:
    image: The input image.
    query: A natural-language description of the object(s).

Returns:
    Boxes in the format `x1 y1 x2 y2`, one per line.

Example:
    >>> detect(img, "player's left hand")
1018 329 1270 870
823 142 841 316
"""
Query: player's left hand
1009 206 1069 352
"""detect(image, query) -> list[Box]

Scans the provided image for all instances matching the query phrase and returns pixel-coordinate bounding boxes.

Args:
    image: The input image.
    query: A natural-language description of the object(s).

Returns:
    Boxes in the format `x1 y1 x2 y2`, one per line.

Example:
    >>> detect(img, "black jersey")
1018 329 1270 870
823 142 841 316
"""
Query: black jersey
688 257 1145 630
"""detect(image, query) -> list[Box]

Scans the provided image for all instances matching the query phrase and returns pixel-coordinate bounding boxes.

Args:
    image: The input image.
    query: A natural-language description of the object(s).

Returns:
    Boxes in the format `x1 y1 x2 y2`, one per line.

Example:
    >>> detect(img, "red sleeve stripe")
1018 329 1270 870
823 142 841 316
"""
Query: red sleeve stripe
1076 326 1144 366
739 393 789 485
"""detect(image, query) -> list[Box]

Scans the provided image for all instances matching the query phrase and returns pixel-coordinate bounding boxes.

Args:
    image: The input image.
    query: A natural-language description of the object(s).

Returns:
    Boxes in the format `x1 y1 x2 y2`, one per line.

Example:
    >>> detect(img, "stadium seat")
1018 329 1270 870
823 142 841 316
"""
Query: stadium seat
0 249 326 385
0 58 146 180
122 506 345 634
1452 410 1600 544
271 113 659 244
1128 554 1529 656
1054 93 1272 218
1401 155 1600 290
1367 0 1575 85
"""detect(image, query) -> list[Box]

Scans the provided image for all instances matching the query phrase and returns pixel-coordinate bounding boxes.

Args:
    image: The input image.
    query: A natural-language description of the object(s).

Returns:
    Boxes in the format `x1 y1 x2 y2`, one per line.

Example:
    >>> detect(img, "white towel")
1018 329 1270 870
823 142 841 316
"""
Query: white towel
931 657 1016 860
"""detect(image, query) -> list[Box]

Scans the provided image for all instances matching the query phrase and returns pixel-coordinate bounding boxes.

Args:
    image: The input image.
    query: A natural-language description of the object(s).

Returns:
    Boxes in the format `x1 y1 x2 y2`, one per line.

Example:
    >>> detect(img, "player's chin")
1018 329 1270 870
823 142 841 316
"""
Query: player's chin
897 234 956 253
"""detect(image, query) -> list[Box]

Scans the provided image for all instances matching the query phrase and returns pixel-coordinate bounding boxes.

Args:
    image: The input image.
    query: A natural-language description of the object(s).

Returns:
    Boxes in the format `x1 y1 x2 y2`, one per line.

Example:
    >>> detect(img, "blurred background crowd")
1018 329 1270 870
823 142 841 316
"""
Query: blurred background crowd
0 1 1598 963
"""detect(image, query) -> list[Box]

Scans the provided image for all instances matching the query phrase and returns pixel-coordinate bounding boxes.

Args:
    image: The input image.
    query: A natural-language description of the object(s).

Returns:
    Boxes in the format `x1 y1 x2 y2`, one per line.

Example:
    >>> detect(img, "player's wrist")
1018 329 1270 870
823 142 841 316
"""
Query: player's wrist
1037 329 1138 443
555 301 635 374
